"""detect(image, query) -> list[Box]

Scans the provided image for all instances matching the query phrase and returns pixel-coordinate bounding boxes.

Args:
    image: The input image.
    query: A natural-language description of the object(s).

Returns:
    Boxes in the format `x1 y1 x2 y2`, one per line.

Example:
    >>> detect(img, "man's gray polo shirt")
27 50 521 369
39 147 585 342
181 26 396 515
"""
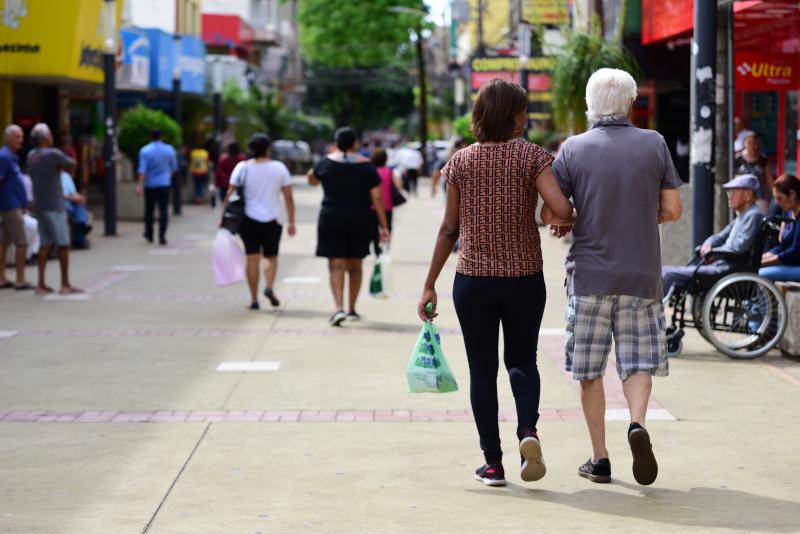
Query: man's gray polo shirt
552 118 684 300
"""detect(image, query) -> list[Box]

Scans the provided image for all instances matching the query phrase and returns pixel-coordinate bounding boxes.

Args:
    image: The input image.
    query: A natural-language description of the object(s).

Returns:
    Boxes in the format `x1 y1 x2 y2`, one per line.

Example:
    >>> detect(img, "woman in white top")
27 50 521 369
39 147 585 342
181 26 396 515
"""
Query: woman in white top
223 134 296 310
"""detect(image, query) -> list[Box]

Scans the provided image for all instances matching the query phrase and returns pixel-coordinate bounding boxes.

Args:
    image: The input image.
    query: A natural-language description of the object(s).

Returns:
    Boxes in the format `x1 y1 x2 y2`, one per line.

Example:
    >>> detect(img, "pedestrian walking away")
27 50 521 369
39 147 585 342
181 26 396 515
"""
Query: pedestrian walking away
418 79 574 487
190 144 210 204
216 142 245 205
370 148 402 256
222 134 296 310
308 127 390 326
26 123 82 295
0 124 33 290
137 130 178 246
543 68 683 486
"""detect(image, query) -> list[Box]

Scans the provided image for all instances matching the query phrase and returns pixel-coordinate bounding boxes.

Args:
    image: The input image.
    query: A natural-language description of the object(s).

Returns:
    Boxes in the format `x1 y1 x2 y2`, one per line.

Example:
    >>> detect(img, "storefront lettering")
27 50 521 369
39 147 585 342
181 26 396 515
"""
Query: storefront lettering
0 42 39 53
79 44 103 69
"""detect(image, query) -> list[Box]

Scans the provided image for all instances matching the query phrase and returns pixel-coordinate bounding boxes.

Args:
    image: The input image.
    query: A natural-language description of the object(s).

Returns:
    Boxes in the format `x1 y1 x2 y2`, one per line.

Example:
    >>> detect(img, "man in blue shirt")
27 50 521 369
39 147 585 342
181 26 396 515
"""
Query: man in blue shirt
137 130 177 245
0 124 32 290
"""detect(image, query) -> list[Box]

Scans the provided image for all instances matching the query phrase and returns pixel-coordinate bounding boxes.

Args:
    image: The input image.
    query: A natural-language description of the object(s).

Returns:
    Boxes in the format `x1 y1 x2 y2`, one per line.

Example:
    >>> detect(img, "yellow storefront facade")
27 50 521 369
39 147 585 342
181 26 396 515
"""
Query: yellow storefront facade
0 0 123 138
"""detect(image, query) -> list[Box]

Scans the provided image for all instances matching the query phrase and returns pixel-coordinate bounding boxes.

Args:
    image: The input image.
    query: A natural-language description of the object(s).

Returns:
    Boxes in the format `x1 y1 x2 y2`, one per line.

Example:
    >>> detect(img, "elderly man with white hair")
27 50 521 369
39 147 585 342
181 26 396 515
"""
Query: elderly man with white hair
26 122 82 295
542 68 683 486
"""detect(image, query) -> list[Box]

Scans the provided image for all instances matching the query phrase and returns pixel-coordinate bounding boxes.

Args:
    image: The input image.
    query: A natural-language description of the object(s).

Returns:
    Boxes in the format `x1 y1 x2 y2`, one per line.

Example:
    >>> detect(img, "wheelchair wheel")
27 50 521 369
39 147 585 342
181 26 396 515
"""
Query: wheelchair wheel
692 294 711 343
701 273 787 359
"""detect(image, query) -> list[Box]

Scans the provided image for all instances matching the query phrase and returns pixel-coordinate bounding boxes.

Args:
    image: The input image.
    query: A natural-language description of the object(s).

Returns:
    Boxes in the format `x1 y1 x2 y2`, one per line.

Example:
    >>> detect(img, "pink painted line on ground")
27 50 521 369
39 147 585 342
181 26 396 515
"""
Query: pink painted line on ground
11 327 462 338
538 333 667 411
755 358 800 387
0 409 583 424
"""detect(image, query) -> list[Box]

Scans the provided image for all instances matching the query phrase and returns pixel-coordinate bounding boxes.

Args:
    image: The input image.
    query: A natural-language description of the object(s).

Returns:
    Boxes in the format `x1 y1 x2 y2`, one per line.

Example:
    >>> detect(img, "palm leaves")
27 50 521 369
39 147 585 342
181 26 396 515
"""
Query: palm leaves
551 17 642 133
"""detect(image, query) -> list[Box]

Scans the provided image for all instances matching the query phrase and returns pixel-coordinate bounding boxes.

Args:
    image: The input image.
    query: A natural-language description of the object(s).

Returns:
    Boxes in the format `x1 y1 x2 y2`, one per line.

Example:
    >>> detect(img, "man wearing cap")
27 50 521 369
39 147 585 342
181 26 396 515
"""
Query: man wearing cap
662 174 764 298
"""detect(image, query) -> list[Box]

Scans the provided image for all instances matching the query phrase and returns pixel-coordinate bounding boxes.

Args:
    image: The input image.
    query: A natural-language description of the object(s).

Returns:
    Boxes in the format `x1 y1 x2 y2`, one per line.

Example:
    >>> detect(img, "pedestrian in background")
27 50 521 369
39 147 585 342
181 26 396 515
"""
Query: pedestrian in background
760 173 800 282
223 134 296 310
431 136 467 197
734 133 773 213
190 144 210 204
27 123 82 295
0 124 32 290
370 148 401 256
309 127 389 326
543 68 683 486
216 142 244 205
137 129 177 246
418 79 575 487
60 170 90 249
399 143 423 197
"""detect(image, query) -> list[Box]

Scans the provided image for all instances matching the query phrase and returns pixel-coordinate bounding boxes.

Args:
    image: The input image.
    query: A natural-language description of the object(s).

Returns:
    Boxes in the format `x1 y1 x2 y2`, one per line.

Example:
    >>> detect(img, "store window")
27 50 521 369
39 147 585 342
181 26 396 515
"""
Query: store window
785 91 798 175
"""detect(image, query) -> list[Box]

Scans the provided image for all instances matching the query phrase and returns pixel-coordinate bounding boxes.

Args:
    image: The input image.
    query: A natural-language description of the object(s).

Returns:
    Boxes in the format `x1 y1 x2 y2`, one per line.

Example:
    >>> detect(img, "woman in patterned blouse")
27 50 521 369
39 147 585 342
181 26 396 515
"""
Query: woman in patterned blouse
418 78 574 487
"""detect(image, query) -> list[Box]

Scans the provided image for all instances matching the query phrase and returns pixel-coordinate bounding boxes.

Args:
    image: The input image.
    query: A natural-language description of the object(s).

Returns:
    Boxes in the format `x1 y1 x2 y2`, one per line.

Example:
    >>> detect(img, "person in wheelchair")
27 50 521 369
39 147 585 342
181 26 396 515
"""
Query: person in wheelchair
759 173 800 282
662 174 763 300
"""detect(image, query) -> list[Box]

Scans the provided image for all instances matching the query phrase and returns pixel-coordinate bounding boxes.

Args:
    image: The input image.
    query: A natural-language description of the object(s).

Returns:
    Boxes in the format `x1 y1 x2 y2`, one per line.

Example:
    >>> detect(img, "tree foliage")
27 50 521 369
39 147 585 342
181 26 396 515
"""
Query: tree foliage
297 0 426 68
551 17 642 133
118 105 182 159
305 66 415 131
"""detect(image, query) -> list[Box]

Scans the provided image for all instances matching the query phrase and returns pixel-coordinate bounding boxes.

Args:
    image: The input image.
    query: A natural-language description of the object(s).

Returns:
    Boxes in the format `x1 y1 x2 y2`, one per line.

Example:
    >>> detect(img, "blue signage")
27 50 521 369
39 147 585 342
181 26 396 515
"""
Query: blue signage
180 35 206 95
143 28 174 92
119 28 151 88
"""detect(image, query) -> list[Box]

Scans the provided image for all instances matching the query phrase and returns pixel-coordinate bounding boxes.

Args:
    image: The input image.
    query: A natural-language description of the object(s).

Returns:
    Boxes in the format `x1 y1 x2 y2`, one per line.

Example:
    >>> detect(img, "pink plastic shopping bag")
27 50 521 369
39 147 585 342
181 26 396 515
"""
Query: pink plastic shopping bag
212 229 245 287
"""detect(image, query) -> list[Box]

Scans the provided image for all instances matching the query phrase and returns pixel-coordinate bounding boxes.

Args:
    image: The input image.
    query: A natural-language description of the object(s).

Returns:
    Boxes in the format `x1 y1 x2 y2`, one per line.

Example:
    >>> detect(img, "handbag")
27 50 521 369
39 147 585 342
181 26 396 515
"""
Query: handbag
221 163 247 234
391 183 407 207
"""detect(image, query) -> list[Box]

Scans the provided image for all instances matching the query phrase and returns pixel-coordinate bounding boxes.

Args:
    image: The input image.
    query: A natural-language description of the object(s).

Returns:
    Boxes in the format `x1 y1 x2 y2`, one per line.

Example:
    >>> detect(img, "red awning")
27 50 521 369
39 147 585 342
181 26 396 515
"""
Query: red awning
201 13 254 53
642 0 800 53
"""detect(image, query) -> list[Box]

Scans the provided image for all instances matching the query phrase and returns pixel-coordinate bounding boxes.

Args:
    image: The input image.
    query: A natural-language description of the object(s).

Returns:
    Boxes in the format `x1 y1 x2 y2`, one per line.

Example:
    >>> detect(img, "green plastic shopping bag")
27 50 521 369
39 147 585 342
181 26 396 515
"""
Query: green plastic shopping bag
407 319 458 393
369 260 383 296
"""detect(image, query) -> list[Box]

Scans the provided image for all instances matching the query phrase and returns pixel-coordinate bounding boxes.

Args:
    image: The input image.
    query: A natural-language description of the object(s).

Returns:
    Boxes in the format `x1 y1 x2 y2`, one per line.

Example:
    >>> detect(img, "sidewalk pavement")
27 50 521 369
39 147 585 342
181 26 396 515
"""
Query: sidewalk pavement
0 177 799 533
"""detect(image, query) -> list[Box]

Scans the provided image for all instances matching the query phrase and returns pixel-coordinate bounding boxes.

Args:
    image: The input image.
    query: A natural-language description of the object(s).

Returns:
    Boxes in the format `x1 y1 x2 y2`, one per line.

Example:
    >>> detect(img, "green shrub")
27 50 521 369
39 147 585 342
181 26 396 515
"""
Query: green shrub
453 112 475 144
118 105 182 159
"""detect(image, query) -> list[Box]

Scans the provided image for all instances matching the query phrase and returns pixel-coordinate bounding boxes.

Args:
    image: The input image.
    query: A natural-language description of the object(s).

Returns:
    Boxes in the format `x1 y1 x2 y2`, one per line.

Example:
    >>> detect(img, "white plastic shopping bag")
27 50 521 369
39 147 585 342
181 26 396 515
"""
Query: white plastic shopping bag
211 228 245 287
23 213 39 260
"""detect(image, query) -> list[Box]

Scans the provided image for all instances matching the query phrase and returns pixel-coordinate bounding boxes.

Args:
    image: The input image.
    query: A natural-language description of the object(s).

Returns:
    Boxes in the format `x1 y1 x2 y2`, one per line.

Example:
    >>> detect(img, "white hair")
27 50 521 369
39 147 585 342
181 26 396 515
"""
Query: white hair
4 124 21 142
30 122 51 146
585 68 637 125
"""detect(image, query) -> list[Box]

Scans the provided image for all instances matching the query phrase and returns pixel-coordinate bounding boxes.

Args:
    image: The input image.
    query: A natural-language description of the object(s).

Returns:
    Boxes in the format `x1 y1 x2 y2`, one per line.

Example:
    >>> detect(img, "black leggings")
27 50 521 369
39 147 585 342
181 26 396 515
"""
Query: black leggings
453 272 546 465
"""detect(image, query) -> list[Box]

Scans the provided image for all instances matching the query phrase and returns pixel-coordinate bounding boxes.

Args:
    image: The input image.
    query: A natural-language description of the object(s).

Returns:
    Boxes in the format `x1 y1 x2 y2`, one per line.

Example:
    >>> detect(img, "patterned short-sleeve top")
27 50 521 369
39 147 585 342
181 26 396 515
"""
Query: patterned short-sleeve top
441 139 554 277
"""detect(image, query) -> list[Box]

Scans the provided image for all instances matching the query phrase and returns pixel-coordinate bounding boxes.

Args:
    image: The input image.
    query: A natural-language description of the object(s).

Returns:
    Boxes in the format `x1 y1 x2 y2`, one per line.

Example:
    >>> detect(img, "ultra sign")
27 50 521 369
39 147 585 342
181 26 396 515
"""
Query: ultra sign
735 52 799 91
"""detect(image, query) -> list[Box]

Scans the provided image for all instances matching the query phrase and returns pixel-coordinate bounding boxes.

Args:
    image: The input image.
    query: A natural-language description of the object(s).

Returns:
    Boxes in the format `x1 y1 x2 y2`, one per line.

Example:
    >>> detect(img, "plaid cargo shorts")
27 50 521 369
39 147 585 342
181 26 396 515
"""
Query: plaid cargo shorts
565 295 669 381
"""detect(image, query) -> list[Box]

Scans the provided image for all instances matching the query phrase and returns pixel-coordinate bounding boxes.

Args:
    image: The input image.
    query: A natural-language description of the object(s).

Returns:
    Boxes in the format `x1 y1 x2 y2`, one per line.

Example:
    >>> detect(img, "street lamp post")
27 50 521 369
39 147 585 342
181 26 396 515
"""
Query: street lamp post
171 34 183 215
388 6 429 173
212 59 223 170
102 0 117 236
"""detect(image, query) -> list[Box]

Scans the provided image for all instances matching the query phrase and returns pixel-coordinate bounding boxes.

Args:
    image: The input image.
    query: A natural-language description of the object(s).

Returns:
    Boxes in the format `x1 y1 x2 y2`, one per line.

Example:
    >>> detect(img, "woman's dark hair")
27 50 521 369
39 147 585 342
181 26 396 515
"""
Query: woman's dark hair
471 79 527 143
774 173 800 200
371 148 388 167
248 134 271 158
227 142 241 157
335 127 358 152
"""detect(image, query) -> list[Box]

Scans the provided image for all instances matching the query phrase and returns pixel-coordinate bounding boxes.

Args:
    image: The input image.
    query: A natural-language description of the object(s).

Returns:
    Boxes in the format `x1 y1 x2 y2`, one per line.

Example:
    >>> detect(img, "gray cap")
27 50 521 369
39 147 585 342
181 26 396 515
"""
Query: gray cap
723 174 760 192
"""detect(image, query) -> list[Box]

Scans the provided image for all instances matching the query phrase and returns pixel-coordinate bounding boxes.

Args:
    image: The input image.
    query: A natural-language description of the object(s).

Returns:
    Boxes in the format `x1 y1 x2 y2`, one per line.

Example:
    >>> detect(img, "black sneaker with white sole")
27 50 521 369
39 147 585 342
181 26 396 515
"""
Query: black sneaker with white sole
518 429 546 482
578 457 611 483
329 310 347 327
474 463 506 487
346 311 361 322
628 423 658 485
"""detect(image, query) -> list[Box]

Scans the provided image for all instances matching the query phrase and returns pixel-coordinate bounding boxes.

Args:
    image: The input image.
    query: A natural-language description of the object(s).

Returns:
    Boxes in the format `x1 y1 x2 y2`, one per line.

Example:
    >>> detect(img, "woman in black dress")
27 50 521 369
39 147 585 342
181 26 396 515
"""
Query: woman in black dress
308 128 390 326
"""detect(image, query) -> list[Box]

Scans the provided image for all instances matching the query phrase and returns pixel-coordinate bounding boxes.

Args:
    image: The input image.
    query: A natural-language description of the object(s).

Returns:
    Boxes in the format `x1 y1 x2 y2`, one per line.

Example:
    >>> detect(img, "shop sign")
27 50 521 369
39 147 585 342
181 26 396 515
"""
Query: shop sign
0 0 122 83
735 52 799 91
180 35 206 95
469 56 555 121
522 0 569 26
118 28 151 89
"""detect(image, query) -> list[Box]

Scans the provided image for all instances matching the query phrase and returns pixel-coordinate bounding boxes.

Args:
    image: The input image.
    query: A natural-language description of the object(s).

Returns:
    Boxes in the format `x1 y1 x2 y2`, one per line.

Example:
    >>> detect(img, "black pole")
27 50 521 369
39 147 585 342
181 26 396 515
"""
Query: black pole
416 23 428 174
103 50 117 236
172 75 182 215
213 91 222 168
690 0 716 248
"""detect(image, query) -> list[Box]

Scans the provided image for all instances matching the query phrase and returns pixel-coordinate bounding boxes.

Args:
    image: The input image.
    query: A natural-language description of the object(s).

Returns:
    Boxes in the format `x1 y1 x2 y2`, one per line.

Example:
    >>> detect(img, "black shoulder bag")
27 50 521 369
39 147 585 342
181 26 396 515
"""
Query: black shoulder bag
221 163 247 234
